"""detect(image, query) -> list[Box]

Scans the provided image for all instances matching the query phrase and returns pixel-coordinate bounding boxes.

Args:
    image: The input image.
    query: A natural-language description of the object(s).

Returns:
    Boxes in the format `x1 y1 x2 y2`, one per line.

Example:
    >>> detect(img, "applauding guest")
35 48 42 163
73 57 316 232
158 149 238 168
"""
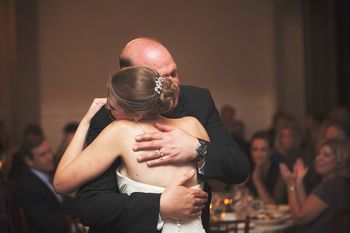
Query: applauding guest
279 139 350 233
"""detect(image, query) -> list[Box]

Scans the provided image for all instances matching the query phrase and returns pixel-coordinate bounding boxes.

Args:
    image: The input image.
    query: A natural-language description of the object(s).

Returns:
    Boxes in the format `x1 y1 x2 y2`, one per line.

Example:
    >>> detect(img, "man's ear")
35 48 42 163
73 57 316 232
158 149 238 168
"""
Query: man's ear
24 156 34 168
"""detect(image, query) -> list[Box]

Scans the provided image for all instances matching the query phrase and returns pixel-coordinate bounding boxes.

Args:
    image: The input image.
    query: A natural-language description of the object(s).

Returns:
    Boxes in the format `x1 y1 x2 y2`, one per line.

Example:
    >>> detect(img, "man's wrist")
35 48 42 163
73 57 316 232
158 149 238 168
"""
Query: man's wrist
194 138 207 162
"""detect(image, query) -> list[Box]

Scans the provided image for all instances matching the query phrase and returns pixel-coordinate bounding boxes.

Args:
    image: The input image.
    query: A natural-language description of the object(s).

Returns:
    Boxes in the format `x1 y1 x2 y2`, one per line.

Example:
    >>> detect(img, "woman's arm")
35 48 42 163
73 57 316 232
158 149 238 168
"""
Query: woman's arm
53 98 123 194
294 159 308 202
287 189 327 223
252 164 276 204
280 162 327 223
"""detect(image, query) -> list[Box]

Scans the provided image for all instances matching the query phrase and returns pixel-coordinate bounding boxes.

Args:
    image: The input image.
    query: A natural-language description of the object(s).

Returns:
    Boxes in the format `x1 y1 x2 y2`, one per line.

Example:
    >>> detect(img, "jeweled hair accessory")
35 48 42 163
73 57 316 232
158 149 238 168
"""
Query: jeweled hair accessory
154 77 165 94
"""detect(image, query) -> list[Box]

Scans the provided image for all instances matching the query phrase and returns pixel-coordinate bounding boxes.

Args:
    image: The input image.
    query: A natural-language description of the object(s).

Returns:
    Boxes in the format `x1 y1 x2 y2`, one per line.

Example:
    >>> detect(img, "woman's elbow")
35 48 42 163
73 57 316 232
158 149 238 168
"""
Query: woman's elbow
291 211 314 224
53 175 70 195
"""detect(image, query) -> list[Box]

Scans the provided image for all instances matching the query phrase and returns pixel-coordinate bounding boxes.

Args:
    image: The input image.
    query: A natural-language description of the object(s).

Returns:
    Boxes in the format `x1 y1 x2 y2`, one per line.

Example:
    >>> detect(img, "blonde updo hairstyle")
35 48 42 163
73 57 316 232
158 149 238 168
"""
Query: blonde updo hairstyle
107 66 179 119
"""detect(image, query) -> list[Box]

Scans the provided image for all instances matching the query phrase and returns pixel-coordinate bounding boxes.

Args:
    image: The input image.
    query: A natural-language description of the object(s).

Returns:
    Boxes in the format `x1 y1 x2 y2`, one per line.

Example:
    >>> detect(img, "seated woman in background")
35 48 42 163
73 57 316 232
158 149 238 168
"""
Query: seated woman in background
248 131 286 204
53 67 223 233
279 139 350 233
274 123 302 169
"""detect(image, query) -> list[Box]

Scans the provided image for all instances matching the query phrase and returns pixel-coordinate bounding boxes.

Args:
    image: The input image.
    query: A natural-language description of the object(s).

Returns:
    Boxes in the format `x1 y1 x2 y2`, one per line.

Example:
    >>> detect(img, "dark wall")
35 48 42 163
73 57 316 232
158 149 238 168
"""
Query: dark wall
303 0 350 116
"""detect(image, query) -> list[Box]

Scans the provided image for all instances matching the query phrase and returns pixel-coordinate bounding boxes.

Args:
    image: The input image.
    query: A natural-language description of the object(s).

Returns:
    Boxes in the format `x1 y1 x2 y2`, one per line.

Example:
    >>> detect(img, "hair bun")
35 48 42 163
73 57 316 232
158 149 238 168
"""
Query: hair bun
157 77 179 114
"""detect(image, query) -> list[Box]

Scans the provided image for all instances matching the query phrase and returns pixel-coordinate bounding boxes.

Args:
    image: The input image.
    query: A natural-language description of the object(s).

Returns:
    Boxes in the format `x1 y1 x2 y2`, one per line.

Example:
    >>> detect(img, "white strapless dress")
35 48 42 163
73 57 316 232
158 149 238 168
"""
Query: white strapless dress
116 171 206 233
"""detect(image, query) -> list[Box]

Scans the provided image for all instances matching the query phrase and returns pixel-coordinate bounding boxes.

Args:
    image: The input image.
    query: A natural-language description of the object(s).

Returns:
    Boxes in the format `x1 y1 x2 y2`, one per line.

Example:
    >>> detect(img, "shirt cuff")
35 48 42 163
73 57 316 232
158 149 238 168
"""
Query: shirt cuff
157 214 164 230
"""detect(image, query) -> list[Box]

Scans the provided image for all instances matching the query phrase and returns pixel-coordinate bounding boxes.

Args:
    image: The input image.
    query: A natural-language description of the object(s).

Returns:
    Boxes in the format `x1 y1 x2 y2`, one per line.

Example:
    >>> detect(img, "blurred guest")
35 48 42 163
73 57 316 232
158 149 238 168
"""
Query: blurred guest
324 122 348 141
329 106 350 135
15 135 77 233
220 104 250 159
55 122 78 168
248 131 286 204
266 111 294 144
313 121 349 150
274 123 302 169
5 150 25 182
280 139 350 233
22 124 44 139
303 112 324 148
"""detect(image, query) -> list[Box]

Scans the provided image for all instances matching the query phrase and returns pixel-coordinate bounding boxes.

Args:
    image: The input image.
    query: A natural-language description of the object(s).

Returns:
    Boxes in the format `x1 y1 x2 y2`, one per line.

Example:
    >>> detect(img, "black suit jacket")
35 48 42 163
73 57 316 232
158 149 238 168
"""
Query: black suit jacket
78 85 250 233
15 169 77 233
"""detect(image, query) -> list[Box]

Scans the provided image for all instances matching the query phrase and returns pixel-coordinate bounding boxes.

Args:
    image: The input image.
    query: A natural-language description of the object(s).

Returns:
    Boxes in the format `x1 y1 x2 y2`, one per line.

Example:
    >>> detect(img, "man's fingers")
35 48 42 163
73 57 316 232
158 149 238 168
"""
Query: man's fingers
193 198 208 207
193 189 208 199
172 170 196 186
133 141 162 151
190 205 204 215
154 123 173 132
137 150 161 162
146 156 170 166
135 132 162 142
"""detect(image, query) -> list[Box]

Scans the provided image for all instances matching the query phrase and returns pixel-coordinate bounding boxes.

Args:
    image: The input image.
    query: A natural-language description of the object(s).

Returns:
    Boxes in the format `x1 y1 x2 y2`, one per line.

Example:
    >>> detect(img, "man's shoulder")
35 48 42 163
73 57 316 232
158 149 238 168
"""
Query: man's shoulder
180 85 210 95
16 170 44 195
92 106 112 123
179 85 212 103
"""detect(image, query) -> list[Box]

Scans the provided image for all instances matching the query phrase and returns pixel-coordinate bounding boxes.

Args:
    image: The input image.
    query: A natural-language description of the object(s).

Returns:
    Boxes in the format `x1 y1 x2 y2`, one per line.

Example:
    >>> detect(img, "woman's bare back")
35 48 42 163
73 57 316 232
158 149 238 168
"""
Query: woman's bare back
106 115 208 188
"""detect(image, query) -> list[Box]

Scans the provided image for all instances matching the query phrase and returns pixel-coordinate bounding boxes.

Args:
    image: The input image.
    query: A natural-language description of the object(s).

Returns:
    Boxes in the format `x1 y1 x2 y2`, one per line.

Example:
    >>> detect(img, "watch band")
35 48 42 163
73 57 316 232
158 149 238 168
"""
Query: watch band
195 139 207 162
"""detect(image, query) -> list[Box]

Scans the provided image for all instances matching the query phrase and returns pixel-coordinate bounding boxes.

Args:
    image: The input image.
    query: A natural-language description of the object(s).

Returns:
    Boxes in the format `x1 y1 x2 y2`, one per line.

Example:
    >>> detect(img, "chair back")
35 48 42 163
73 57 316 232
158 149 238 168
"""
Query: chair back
65 215 89 233
210 217 250 233
3 181 28 233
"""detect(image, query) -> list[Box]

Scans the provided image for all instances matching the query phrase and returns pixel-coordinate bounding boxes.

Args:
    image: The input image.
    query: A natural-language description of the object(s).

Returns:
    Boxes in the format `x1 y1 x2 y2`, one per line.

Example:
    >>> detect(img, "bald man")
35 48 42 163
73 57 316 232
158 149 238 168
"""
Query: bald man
78 38 249 233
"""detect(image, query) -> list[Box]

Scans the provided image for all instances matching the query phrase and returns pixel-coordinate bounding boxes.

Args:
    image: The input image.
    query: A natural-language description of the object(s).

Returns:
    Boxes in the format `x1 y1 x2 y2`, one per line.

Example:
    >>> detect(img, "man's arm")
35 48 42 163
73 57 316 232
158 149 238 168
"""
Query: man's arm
77 107 207 232
135 88 250 184
202 91 250 183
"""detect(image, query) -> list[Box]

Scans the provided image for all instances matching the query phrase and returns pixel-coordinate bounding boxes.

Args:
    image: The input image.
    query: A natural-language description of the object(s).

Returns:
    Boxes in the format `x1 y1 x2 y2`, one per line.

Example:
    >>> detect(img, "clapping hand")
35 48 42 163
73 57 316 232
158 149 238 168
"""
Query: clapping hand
134 123 198 166
293 158 308 183
279 163 295 185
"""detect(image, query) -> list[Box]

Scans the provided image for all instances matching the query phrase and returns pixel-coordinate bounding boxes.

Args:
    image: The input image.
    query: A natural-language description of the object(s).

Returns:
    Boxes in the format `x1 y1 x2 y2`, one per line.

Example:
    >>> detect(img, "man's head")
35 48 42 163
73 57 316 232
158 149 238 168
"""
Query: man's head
120 38 180 87
21 135 54 174
325 122 348 141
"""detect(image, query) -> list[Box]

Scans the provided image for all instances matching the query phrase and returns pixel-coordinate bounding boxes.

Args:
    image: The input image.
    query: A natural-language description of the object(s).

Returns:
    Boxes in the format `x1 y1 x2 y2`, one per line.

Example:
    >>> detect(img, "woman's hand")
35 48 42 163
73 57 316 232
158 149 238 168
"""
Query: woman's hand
293 158 308 183
252 160 263 183
82 98 107 123
279 163 295 185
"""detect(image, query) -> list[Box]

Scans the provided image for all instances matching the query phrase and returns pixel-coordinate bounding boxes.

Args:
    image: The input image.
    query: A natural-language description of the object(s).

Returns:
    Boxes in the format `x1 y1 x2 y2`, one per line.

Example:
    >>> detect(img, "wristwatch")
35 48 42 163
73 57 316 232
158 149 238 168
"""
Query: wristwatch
195 139 207 162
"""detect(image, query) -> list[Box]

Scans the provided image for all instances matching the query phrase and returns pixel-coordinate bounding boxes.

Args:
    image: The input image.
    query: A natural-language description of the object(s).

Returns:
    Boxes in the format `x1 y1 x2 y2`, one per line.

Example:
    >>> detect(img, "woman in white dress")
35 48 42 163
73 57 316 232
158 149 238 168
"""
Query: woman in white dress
54 67 220 233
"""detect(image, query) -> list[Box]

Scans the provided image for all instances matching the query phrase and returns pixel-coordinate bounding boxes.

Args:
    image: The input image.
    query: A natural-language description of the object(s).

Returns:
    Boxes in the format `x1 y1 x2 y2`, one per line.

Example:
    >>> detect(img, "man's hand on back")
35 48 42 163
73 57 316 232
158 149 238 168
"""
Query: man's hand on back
134 123 198 166
159 170 208 220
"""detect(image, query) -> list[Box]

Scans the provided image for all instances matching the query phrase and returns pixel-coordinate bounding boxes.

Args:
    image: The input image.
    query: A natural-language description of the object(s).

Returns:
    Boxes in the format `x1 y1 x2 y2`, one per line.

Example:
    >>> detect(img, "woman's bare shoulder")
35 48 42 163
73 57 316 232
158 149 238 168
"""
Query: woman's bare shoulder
165 116 208 139
102 119 137 135
168 116 200 125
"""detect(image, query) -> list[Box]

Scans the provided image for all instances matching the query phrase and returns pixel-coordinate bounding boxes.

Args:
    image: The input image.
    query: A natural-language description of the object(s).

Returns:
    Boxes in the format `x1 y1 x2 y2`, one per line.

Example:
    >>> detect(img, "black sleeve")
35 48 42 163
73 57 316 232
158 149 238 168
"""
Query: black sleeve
201 90 250 184
77 107 161 232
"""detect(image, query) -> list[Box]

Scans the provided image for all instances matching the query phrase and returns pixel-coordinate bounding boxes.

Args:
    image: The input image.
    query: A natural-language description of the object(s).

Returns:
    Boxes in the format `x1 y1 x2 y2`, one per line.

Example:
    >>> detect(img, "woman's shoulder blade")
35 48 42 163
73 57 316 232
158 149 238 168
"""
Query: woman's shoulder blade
103 120 136 134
